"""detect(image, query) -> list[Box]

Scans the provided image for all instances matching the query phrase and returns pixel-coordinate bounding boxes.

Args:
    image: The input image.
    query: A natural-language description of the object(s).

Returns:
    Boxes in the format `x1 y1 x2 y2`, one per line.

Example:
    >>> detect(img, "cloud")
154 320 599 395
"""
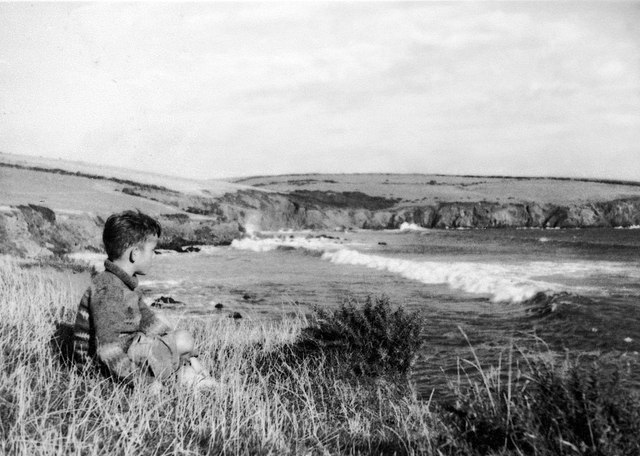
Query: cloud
0 2 639 179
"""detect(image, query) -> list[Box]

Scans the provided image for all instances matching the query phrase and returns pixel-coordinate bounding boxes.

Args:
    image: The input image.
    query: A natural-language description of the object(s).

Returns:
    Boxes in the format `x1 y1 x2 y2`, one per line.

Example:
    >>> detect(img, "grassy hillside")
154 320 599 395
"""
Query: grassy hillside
5 152 640 215
0 165 185 215
0 151 248 197
230 173 640 205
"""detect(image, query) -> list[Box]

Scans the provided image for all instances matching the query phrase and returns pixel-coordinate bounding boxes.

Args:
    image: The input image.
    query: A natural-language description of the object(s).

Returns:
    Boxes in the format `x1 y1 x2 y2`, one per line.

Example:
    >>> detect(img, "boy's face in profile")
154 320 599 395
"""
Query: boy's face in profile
132 235 158 276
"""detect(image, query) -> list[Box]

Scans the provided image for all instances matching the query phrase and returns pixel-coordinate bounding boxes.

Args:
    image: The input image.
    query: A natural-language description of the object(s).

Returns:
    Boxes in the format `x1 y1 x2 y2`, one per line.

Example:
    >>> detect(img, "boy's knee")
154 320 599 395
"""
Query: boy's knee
174 329 194 356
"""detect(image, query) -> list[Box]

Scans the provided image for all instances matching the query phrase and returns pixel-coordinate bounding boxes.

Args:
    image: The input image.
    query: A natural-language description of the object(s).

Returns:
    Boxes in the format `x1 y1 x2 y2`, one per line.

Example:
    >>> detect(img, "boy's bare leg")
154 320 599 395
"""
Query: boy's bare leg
171 330 216 389
172 329 211 375
174 329 194 358
189 356 206 374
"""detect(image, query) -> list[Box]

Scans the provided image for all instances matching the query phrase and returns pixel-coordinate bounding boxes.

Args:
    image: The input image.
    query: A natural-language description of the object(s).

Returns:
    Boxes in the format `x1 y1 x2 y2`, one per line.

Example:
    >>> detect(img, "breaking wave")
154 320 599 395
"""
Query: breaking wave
321 248 554 303
231 235 639 304
322 250 640 303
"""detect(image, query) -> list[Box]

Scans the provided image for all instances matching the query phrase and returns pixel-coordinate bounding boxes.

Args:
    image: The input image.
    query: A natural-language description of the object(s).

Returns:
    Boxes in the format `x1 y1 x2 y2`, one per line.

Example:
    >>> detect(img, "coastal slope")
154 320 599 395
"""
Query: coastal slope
2 152 640 258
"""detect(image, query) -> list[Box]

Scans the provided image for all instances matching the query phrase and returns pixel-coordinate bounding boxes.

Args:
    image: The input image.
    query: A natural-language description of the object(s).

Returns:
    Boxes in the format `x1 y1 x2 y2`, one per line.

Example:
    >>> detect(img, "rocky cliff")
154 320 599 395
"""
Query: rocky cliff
0 205 242 258
3 174 640 259
212 190 640 230
388 199 640 229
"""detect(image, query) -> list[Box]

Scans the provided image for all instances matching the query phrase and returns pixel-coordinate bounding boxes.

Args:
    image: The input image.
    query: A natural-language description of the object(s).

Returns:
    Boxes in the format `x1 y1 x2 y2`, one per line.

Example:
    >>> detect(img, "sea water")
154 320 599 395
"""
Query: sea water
137 226 640 396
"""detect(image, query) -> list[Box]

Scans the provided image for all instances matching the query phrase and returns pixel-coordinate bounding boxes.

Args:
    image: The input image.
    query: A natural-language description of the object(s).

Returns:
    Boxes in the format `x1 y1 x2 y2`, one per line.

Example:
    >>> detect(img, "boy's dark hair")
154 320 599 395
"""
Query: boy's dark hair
103 210 161 260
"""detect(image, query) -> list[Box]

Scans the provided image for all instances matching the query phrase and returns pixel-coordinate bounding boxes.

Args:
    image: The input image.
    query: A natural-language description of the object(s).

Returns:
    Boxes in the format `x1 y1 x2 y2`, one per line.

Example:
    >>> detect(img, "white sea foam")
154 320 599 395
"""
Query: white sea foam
231 235 345 253
196 245 220 255
399 222 429 232
139 279 183 287
244 223 260 236
614 225 640 230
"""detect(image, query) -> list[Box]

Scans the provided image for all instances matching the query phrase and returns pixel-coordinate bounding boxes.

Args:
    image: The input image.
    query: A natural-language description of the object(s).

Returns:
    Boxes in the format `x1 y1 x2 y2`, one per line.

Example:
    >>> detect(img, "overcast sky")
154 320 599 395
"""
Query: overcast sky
1 2 639 180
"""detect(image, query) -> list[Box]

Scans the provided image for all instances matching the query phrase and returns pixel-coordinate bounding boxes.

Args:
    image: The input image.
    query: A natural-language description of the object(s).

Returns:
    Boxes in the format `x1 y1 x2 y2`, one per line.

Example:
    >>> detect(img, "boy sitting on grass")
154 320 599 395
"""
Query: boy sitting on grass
73 210 215 391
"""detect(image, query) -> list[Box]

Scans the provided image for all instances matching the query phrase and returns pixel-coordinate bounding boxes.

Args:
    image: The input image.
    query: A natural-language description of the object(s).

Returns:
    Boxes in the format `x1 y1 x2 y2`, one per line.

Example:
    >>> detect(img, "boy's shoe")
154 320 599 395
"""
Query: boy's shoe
178 368 218 391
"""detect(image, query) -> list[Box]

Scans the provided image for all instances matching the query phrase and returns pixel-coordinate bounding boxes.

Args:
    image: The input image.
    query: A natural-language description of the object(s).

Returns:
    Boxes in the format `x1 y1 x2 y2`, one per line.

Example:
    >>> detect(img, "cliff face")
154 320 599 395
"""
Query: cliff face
0 205 242 257
401 199 639 229
2 191 640 259
214 190 640 230
0 205 104 257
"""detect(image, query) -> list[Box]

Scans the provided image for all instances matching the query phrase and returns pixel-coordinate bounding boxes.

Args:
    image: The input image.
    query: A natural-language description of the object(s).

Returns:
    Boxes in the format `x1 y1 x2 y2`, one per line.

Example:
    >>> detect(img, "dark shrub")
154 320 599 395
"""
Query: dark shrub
307 295 424 377
257 296 424 383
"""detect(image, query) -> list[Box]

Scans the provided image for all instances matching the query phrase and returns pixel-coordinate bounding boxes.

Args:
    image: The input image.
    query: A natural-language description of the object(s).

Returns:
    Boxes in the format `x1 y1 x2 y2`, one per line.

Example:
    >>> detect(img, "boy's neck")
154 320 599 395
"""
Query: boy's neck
111 257 137 278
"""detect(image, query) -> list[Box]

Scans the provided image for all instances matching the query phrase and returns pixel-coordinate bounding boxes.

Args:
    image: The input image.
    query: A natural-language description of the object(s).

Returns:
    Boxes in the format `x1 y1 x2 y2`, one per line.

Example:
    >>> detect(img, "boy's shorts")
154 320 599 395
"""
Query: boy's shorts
127 332 181 380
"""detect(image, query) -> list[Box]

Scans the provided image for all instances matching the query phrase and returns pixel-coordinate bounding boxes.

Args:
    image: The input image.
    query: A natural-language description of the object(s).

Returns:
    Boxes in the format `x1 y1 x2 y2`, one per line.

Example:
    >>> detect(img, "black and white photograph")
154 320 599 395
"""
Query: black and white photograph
1 1 640 454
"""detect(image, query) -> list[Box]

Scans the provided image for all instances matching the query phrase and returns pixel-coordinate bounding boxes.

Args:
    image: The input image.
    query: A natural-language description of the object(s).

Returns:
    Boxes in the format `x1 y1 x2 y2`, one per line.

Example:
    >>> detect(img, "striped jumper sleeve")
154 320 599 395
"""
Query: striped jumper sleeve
73 286 94 365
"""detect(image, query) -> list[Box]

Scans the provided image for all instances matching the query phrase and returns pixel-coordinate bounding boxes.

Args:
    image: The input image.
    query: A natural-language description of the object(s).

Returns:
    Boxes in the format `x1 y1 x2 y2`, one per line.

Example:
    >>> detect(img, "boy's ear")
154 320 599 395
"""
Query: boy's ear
128 246 138 264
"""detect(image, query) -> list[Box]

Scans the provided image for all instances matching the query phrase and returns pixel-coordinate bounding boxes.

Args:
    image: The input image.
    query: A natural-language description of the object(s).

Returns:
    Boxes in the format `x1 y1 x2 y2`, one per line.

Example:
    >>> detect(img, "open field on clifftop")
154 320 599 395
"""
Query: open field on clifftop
231 173 640 205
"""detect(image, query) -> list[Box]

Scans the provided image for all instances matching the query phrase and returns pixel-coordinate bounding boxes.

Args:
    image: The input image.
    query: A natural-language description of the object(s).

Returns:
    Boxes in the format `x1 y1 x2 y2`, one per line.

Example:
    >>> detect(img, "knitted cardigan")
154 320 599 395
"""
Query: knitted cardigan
73 260 171 381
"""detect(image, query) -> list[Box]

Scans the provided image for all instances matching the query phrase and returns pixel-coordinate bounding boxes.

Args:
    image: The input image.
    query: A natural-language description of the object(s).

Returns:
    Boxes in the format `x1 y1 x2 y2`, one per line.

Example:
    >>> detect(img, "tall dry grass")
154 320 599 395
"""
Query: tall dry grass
3 255 639 455
0 256 437 455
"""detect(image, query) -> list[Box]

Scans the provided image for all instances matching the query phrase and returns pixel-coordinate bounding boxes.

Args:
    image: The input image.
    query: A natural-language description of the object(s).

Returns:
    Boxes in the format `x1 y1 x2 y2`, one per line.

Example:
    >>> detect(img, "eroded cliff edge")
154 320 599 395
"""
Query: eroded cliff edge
3 188 639 258
200 188 640 231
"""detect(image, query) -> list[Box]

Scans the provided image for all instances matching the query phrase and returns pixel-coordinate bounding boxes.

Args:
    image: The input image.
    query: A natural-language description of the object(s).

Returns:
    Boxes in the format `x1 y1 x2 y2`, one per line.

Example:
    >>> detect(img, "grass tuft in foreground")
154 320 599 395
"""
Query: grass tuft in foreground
438 334 640 456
